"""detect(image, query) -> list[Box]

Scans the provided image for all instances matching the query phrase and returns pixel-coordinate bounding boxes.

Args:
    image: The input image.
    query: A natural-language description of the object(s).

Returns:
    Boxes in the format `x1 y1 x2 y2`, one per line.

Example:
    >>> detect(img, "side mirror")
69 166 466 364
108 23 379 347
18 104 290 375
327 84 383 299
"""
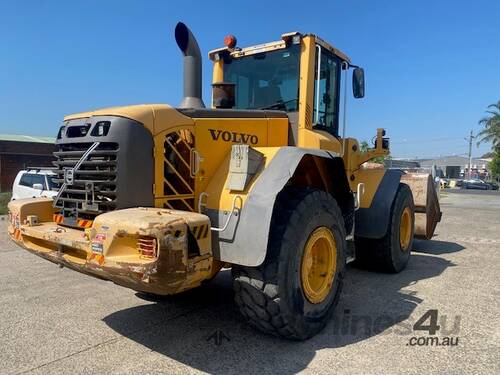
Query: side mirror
353 67 365 98
32 183 44 190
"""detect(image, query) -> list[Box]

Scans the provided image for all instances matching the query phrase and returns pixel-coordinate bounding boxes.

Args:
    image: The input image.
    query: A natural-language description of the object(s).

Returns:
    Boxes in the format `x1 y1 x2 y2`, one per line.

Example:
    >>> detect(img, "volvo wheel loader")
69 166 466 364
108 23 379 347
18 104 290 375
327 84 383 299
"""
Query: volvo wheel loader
7 22 441 340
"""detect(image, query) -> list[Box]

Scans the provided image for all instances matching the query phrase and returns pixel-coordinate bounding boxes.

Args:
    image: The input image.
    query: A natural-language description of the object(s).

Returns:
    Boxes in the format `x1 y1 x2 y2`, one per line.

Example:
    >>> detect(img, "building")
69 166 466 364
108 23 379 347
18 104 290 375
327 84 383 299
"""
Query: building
384 159 420 169
0 134 56 192
416 156 489 179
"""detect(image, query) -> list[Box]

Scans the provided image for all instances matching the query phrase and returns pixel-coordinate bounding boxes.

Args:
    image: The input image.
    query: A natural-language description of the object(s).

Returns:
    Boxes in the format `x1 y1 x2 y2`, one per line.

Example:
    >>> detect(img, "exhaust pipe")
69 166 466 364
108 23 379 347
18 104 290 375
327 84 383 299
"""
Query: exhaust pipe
175 22 205 109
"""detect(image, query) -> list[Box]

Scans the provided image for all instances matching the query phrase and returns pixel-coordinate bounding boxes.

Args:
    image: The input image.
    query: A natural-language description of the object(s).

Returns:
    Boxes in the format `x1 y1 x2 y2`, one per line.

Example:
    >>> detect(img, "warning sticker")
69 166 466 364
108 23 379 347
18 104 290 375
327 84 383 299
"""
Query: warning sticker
91 242 104 254
12 214 20 229
95 233 106 242
91 233 106 254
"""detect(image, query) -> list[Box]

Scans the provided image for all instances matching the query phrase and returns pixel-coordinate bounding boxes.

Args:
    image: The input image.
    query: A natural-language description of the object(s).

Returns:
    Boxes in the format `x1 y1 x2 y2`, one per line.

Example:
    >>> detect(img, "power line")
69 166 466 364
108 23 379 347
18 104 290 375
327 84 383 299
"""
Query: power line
391 137 465 145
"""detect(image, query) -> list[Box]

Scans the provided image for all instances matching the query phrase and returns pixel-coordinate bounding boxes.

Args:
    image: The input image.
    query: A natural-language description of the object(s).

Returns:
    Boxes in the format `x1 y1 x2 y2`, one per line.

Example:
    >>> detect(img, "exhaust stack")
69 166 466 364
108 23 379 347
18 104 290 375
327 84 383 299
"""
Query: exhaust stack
175 22 205 109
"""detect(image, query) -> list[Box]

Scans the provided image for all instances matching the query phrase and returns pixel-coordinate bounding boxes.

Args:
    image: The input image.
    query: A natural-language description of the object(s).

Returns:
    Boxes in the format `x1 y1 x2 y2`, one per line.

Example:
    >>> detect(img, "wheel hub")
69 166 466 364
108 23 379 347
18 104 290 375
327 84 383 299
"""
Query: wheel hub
301 227 337 304
399 206 412 251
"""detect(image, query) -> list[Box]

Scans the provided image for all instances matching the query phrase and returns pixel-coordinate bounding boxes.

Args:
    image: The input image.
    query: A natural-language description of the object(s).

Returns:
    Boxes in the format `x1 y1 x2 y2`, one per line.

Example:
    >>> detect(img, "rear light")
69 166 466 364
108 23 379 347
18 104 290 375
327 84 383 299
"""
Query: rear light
137 236 158 258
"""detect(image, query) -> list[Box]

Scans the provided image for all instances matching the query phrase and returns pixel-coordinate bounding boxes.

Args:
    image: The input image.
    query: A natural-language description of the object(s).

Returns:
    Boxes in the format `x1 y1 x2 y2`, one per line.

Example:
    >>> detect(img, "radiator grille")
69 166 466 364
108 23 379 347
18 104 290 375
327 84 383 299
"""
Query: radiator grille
53 142 119 221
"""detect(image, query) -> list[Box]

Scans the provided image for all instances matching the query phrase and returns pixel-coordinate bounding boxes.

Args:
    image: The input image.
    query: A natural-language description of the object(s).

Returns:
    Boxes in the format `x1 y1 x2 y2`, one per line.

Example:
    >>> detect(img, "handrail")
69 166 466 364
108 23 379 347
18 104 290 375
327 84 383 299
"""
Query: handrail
211 195 243 232
314 44 322 124
198 192 242 233
341 61 349 157
355 183 365 211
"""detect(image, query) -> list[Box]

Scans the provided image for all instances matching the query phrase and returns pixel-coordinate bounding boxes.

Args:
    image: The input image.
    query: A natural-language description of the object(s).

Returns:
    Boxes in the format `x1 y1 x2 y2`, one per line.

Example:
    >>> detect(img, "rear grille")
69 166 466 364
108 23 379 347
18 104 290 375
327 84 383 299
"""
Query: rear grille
53 142 119 222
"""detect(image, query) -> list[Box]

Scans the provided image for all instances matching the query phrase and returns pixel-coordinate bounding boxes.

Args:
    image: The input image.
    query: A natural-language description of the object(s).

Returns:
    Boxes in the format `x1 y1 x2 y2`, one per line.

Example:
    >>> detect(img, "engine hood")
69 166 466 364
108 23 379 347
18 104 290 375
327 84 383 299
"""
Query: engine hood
63 104 194 135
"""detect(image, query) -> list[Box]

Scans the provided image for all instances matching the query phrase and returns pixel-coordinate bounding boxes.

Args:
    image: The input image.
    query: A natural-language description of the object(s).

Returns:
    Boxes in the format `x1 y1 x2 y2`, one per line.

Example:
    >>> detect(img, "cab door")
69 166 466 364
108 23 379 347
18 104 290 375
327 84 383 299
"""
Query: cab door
312 46 342 139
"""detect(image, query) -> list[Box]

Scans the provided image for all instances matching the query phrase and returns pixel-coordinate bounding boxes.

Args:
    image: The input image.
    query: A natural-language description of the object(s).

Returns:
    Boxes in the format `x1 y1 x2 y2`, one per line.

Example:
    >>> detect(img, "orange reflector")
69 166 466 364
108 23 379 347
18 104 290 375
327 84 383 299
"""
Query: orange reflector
77 219 93 228
88 253 105 265
97 254 105 265
13 228 21 240
53 214 64 224
137 237 157 258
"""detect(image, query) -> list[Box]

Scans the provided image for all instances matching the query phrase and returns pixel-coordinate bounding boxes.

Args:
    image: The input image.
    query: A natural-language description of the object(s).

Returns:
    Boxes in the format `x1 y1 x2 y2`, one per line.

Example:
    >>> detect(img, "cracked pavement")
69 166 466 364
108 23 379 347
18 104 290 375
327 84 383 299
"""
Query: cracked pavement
1 190 499 374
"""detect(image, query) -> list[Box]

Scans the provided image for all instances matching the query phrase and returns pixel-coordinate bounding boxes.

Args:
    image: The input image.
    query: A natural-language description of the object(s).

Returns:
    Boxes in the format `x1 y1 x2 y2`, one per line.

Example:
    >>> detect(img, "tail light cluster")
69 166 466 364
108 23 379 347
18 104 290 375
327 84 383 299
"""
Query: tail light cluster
137 236 158 258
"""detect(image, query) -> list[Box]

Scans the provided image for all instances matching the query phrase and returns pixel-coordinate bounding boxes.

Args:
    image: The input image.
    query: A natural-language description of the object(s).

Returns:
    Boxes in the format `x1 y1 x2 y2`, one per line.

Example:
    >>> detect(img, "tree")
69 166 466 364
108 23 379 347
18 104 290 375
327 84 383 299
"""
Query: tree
360 140 388 164
489 153 500 181
360 141 370 153
477 101 500 152
480 152 494 159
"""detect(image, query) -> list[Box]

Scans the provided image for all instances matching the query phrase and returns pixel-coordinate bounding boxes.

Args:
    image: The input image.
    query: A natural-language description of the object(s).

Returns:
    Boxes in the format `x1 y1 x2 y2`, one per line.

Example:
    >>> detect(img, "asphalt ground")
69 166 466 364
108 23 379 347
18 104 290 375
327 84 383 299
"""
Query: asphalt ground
445 188 500 196
0 191 499 374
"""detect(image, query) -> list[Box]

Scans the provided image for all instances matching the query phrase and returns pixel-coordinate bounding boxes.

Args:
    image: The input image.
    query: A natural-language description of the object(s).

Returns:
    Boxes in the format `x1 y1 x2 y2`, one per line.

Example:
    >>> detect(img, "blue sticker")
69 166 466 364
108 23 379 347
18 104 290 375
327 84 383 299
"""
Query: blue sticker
91 242 103 254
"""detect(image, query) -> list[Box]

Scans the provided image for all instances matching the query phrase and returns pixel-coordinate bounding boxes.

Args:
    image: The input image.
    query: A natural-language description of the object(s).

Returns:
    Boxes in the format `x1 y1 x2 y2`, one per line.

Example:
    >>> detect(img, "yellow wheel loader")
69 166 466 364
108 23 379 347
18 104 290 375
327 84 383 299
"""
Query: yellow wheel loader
7 23 441 340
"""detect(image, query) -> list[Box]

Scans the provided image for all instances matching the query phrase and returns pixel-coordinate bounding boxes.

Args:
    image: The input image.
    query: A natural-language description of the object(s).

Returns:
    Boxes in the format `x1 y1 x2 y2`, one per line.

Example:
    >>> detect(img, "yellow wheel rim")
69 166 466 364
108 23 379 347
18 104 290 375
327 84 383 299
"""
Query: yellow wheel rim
399 206 412 251
301 227 337 304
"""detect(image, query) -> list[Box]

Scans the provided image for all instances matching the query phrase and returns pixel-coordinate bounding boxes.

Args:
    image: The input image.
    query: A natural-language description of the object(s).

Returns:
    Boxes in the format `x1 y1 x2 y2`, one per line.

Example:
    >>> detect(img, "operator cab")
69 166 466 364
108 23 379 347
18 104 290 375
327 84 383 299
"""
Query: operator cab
209 32 365 142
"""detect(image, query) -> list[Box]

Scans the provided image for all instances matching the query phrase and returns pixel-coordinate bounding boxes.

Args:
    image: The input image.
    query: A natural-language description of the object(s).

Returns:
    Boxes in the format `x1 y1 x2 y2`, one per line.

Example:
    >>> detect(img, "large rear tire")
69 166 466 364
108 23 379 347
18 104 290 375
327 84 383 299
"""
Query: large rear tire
355 183 415 273
232 188 346 340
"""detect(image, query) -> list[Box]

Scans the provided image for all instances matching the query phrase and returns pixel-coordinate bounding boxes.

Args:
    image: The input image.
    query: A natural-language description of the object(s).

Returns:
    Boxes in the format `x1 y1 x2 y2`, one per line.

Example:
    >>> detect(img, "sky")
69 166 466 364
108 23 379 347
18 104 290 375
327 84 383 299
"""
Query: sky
1 0 499 158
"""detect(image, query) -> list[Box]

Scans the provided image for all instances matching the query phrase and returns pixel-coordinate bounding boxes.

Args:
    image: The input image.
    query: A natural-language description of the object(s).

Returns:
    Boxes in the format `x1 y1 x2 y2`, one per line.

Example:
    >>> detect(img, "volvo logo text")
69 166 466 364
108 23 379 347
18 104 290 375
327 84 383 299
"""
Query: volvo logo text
208 129 258 145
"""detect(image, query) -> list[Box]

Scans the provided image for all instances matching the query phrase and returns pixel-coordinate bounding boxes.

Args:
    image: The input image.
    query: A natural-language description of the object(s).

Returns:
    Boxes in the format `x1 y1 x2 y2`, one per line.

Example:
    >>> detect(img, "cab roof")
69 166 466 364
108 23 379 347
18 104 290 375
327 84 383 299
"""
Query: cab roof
208 32 351 64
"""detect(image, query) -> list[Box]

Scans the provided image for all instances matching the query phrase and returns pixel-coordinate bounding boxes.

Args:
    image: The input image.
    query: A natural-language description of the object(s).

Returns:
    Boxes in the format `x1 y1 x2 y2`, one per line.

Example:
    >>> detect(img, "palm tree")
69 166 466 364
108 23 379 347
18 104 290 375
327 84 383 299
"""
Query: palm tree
477 101 500 151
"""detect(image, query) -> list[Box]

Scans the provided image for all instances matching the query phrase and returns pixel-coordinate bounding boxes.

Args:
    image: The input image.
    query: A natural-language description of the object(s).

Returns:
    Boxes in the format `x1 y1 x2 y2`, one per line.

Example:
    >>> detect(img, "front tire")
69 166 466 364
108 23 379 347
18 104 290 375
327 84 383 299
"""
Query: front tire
355 183 415 273
232 188 346 340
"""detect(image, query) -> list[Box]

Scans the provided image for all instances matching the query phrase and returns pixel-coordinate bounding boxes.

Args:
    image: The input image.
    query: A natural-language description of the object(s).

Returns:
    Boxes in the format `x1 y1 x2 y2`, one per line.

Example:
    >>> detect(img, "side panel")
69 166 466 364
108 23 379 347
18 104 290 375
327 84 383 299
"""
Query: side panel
193 117 288 198
205 147 341 267
354 169 404 239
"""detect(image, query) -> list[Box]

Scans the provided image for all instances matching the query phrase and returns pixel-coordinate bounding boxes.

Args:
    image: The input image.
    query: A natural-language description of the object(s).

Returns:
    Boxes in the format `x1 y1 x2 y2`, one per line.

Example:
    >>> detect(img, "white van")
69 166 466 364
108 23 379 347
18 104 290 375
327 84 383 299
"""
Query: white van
11 170 59 200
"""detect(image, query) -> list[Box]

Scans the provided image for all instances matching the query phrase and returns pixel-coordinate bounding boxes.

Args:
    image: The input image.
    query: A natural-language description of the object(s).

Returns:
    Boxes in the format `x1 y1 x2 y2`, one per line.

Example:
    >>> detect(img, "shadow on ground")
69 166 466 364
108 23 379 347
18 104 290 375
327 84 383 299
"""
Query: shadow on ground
103 245 457 374
412 238 465 255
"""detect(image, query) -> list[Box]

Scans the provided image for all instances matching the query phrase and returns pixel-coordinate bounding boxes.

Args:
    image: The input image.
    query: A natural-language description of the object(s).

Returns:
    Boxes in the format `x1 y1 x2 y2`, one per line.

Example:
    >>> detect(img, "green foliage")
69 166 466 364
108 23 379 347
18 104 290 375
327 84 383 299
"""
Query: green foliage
489 153 500 180
0 192 12 215
360 141 370 153
477 101 500 152
359 140 389 164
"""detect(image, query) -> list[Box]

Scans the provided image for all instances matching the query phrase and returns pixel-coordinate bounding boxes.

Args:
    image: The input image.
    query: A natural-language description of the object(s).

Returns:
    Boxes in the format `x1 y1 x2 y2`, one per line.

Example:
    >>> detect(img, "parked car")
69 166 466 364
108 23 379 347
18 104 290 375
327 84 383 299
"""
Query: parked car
486 181 499 190
462 179 491 190
11 169 59 200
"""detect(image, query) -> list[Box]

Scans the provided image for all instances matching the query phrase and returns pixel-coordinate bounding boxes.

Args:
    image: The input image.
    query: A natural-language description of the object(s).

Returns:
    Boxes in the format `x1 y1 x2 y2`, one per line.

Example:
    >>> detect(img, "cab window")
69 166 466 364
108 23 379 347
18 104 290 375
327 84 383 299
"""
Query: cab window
223 45 301 112
312 47 341 136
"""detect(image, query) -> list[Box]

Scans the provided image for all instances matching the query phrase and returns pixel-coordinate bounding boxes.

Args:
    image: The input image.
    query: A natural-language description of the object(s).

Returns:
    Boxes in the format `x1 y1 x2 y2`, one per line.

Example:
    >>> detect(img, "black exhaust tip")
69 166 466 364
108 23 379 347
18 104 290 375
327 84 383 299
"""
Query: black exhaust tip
175 22 189 52
174 21 205 109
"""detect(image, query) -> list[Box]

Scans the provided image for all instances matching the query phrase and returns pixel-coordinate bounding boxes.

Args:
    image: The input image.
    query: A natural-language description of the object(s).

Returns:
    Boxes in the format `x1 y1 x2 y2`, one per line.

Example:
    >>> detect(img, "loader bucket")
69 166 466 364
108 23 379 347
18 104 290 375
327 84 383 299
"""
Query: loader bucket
401 173 442 239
